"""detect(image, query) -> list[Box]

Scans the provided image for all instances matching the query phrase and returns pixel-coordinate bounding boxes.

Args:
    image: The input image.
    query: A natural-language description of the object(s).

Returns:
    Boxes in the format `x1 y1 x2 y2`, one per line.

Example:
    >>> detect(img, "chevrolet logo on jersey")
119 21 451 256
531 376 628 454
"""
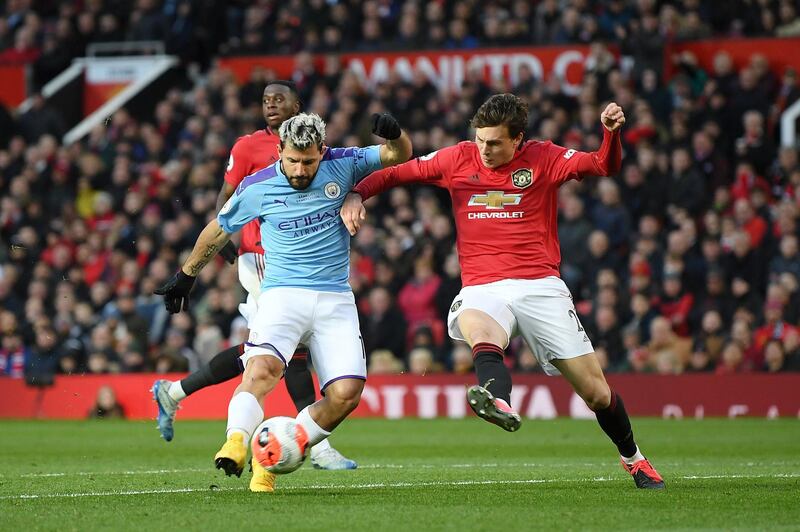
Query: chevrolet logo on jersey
468 191 522 209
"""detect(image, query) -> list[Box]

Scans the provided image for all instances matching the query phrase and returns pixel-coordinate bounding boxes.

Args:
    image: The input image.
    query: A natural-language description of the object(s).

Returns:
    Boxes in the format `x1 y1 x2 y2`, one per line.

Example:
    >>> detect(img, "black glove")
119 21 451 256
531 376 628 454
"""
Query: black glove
371 113 401 140
154 270 196 314
219 240 238 264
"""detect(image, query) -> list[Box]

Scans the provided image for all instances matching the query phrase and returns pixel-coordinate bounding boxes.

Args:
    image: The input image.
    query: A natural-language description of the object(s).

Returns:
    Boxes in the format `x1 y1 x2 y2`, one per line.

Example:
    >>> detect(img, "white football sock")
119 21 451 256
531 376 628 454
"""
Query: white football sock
168 381 187 401
310 437 332 457
226 392 263 441
296 406 331 447
621 446 646 465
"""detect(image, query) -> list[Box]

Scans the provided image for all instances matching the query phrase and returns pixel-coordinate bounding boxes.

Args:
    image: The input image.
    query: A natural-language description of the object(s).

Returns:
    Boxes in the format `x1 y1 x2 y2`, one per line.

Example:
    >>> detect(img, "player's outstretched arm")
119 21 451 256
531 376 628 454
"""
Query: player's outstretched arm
342 144 457 235
155 219 232 313
373 113 412 168
554 102 624 181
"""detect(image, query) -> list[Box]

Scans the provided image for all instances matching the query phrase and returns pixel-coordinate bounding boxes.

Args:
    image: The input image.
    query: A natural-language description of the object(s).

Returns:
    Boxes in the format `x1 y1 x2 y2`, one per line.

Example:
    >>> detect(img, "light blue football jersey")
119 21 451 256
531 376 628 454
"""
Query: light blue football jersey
217 145 382 292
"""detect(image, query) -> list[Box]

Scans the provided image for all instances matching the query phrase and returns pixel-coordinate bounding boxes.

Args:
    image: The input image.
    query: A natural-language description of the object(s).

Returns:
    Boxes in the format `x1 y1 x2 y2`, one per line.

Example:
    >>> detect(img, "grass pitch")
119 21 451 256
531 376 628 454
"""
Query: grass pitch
0 418 798 531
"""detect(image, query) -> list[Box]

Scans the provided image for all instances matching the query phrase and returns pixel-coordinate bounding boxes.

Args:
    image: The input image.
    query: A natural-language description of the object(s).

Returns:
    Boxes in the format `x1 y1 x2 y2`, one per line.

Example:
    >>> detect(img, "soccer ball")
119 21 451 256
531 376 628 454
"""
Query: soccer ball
251 416 309 474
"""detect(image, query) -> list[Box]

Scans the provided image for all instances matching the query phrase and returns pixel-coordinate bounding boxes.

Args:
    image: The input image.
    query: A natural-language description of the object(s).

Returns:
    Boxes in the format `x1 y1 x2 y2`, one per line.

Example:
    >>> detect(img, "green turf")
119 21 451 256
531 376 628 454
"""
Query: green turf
0 418 798 531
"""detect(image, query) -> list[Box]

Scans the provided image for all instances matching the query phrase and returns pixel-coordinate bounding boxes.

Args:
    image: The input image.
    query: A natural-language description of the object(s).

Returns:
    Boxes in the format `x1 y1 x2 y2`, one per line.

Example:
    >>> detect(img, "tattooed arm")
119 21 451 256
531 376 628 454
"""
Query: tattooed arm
181 219 232 277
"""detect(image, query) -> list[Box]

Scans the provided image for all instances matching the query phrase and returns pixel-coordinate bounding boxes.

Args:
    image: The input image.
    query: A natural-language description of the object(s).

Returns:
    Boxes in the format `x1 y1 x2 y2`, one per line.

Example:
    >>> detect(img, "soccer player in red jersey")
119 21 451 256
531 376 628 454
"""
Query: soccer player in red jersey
341 94 664 489
153 81 357 473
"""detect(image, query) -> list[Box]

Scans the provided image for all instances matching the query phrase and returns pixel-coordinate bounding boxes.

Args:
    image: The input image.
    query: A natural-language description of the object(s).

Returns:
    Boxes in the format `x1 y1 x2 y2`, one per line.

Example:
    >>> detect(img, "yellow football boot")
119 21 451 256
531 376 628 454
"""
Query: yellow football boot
249 457 277 492
214 433 247 477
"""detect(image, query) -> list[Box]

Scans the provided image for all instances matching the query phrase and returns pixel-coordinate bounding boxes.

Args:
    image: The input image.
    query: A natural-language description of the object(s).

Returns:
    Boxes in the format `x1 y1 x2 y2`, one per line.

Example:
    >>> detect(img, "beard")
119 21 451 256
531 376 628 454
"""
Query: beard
286 175 313 190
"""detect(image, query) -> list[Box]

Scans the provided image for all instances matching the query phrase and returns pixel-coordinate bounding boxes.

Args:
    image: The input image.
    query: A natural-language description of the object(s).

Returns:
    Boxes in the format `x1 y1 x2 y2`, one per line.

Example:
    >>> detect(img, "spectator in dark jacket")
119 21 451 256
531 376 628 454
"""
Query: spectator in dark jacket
362 286 408 361
24 326 59 387
667 147 706 216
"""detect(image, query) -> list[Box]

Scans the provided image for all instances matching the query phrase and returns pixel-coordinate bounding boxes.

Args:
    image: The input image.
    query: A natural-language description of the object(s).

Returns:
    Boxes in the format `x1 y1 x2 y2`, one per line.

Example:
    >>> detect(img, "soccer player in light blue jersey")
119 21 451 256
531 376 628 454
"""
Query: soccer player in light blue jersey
155 112 411 492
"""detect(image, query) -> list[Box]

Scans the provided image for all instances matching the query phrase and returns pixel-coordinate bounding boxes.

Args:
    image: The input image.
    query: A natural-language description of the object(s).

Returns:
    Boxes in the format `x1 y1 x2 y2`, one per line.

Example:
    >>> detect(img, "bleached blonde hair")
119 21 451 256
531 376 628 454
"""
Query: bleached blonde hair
278 113 326 151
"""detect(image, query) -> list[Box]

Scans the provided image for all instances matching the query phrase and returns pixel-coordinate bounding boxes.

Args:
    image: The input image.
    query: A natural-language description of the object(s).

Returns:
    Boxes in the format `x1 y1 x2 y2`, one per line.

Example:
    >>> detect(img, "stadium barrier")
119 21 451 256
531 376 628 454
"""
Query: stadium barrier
1 373 798 420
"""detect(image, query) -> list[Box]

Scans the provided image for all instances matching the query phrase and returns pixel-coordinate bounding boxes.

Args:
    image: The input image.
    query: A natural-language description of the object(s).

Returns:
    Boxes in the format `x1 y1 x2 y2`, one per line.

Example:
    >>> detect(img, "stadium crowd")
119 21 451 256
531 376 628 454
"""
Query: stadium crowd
2 1 800 384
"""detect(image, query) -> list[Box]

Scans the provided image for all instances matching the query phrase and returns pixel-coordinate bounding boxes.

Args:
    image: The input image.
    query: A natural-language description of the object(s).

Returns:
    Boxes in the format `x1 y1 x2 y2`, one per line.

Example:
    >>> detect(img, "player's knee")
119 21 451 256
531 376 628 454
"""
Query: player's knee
324 381 363 415
244 356 284 388
583 382 612 411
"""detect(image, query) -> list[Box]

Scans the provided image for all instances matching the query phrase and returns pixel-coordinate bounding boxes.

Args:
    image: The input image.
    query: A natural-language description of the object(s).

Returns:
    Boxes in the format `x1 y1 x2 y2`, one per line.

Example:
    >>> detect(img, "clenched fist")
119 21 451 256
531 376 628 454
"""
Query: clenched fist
371 113 402 140
600 103 625 132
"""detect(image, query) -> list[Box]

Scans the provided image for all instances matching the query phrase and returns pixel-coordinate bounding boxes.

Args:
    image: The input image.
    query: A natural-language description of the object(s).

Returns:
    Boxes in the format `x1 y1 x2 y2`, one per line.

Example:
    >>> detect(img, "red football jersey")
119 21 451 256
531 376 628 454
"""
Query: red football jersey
354 130 622 287
223 128 281 254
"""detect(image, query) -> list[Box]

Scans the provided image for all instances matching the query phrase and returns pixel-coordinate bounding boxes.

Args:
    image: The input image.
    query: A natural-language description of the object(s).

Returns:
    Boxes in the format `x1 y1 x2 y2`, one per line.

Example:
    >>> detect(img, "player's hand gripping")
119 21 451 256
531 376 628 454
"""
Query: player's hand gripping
154 271 196 313
371 113 402 140
600 102 625 132
219 240 238 264
341 192 366 236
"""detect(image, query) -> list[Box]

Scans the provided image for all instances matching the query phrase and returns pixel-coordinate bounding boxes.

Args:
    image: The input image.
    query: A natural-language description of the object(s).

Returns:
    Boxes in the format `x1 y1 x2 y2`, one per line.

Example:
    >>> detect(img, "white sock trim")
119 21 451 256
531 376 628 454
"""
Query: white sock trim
621 446 646 465
168 381 187 401
225 392 263 442
296 406 331 447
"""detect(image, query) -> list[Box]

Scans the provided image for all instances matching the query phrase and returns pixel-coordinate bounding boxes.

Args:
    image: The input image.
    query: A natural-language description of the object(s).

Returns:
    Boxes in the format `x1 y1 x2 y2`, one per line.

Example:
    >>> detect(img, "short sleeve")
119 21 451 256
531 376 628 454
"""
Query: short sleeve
217 183 263 234
351 145 383 182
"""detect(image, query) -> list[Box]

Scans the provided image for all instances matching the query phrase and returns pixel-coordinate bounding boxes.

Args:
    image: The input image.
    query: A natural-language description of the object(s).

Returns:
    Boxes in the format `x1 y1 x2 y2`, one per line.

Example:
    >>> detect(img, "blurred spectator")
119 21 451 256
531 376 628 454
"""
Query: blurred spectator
686 339 715 373
408 347 439 375
449 342 473 374
716 340 748 374
397 254 442 341
754 300 799 362
368 349 405 375
87 385 125 419
590 304 625 370
646 316 691 373
0 332 26 378
667 147 705 216
655 272 694 337
559 194 593 294
24 325 58 386
17 94 65 143
591 178 631 252
361 286 407 361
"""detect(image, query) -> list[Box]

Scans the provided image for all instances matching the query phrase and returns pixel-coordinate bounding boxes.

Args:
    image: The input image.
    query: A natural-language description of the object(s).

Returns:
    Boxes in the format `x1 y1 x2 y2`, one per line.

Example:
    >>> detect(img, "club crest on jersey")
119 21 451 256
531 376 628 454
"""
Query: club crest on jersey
324 182 341 199
450 300 462 313
227 154 234 172
511 168 533 189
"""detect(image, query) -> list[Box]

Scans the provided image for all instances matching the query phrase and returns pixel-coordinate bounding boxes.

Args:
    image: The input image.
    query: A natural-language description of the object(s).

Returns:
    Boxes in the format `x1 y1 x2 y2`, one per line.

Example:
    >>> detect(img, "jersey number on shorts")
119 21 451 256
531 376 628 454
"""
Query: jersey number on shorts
567 309 585 332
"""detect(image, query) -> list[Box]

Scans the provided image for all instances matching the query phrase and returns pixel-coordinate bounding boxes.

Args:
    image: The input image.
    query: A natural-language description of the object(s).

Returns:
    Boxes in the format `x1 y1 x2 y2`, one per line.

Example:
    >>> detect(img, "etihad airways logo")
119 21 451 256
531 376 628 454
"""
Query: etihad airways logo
467 191 523 219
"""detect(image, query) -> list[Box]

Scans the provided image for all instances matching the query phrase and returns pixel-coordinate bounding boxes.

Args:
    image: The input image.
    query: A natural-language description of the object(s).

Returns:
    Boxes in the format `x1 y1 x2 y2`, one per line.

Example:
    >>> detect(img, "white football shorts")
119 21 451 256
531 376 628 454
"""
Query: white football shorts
241 287 366 390
237 251 265 299
446 276 594 376
237 252 264 326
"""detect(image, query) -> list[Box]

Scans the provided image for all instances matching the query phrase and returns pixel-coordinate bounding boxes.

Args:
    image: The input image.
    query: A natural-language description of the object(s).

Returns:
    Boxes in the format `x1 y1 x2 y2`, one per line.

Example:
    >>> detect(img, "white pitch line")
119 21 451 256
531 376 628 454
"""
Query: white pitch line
2 473 799 501
6 461 800 478
14 468 209 478
0 463 601 479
